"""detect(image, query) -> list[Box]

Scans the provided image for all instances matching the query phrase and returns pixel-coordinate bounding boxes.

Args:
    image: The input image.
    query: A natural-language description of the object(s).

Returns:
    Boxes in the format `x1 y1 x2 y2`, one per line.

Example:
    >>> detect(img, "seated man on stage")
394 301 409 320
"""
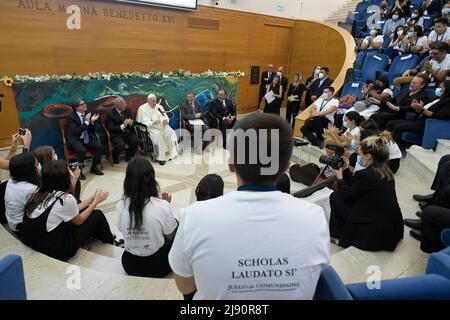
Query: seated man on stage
136 94 178 165
210 89 236 148
66 99 104 180
180 92 209 154
106 97 139 164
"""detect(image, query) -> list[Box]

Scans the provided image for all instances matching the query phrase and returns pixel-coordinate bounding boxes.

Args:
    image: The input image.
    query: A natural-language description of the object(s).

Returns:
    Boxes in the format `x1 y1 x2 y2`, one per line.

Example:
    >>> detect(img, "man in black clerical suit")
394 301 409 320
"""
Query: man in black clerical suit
180 92 209 153
258 64 274 107
210 89 236 148
106 97 139 164
65 99 104 180
309 67 333 102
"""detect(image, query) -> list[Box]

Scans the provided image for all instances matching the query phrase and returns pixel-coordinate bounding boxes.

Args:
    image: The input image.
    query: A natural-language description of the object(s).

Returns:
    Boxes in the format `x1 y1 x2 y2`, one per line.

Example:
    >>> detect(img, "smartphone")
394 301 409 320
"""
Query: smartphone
18 128 26 136
69 162 79 171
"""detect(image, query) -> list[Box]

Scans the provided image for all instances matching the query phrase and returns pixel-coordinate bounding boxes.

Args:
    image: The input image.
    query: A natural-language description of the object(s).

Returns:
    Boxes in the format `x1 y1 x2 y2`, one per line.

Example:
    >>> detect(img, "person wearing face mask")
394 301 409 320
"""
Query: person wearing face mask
324 111 362 159
305 66 321 107
276 66 288 101
406 8 424 29
404 25 428 54
329 135 404 251
386 26 407 59
309 67 333 102
441 3 450 21
300 86 339 148
360 28 384 51
383 9 406 37
386 80 450 146
4 153 40 235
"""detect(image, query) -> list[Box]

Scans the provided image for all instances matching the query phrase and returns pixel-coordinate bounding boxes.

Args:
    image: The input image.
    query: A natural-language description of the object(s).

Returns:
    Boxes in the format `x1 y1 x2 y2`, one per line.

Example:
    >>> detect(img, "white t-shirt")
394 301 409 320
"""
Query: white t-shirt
428 27 450 43
169 190 330 300
363 35 384 49
345 126 361 138
414 36 428 47
5 180 38 231
29 192 78 232
314 98 339 123
430 54 450 75
116 197 178 257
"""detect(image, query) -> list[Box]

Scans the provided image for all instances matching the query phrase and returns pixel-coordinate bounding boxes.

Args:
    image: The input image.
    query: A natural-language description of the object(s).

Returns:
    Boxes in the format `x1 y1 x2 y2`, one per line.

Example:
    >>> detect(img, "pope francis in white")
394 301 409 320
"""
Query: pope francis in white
136 94 178 164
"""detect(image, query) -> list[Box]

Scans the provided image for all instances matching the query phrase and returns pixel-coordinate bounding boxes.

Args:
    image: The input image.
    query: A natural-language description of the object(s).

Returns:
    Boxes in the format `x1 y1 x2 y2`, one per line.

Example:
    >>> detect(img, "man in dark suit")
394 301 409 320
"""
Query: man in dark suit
371 74 430 130
309 67 333 102
276 66 289 101
180 92 209 154
106 97 139 164
66 99 104 179
258 64 274 107
210 89 236 148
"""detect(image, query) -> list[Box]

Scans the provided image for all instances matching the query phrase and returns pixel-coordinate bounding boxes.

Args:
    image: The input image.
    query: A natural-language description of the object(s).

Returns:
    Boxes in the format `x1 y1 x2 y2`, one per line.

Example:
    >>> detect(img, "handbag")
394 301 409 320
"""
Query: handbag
289 163 321 186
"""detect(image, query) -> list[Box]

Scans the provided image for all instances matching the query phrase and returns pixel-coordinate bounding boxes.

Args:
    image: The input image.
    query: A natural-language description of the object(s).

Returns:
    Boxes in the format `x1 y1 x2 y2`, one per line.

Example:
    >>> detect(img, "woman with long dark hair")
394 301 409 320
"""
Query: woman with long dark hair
330 136 404 251
21 160 115 261
117 157 177 278
264 75 283 115
387 80 450 146
5 153 40 233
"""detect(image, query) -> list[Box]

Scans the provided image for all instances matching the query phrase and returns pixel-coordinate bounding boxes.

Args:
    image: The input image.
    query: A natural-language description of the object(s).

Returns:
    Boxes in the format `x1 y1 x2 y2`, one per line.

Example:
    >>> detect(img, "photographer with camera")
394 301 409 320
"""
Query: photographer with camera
329 136 404 252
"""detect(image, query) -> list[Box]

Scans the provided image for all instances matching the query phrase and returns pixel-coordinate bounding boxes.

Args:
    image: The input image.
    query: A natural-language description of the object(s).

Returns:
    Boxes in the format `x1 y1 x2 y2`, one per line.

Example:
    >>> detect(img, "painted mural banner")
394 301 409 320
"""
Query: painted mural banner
12 76 238 158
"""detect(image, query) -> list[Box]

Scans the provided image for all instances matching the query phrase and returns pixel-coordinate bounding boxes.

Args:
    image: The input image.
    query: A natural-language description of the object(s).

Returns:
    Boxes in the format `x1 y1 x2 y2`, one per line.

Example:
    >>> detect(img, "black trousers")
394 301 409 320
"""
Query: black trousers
431 154 450 193
73 210 115 249
111 133 139 161
386 119 425 146
329 191 350 239
300 116 331 144
219 120 235 148
264 100 281 115
121 240 173 278
421 204 450 253
69 139 104 167
371 111 403 130
286 101 300 127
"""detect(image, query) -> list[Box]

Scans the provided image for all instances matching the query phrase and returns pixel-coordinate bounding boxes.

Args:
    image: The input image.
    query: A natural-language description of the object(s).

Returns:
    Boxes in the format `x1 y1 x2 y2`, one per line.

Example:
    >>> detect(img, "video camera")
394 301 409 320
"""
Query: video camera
319 144 345 170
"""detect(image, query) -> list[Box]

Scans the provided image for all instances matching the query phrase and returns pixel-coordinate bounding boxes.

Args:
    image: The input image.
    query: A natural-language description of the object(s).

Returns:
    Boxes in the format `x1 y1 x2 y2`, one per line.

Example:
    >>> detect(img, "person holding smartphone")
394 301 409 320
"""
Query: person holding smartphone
0 129 32 171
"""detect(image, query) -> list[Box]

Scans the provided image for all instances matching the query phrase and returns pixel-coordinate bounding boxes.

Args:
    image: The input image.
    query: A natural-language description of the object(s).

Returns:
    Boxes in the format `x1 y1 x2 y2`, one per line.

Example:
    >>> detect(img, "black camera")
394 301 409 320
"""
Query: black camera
319 144 345 170
69 162 79 171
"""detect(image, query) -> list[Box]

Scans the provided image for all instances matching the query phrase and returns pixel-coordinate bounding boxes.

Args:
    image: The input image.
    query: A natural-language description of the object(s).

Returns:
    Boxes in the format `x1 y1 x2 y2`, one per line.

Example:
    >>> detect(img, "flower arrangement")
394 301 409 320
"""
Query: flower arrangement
5 69 245 84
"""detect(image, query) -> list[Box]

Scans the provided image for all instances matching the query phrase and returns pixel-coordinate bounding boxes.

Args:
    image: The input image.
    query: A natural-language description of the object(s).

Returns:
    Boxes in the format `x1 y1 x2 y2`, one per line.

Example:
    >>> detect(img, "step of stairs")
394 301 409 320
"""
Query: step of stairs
67 248 126 275
324 0 360 23
404 144 441 183
436 139 450 156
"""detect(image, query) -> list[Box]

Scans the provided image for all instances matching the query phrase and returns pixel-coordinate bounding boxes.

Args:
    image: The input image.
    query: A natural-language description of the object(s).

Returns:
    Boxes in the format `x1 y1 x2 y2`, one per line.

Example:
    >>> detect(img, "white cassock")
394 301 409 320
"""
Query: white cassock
136 103 178 161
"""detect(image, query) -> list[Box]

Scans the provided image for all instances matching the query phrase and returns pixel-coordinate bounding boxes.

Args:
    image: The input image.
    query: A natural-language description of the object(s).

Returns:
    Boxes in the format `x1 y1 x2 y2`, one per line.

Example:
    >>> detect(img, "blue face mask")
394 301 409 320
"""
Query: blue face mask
357 155 366 168
442 8 450 15
343 121 349 129
37 163 42 176
370 30 377 36
322 93 329 100
392 14 399 21
435 88 443 97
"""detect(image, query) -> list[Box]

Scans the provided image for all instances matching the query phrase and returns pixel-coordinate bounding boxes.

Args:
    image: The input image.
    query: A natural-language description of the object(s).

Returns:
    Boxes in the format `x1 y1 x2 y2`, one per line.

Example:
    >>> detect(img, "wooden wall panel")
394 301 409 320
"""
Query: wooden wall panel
0 1 353 147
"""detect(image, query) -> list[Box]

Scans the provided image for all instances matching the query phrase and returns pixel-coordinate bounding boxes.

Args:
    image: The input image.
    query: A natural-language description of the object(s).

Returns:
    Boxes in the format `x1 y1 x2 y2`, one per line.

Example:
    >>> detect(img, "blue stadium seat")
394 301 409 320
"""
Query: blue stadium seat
0 255 27 300
354 53 389 82
402 119 450 149
381 54 419 85
314 230 450 300
355 51 367 69
341 81 366 97
423 16 435 32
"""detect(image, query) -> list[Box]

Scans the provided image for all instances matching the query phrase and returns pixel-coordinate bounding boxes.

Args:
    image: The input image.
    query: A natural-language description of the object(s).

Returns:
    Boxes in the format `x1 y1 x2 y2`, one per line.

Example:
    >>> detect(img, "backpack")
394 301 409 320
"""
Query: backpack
289 163 321 186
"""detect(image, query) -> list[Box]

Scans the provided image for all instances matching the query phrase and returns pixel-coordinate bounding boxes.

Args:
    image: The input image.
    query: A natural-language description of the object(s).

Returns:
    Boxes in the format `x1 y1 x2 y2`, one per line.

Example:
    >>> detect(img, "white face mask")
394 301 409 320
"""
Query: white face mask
315 67 321 75
318 72 324 79
411 13 418 19
37 163 42 176
54 153 58 161
397 29 404 36
277 71 282 77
